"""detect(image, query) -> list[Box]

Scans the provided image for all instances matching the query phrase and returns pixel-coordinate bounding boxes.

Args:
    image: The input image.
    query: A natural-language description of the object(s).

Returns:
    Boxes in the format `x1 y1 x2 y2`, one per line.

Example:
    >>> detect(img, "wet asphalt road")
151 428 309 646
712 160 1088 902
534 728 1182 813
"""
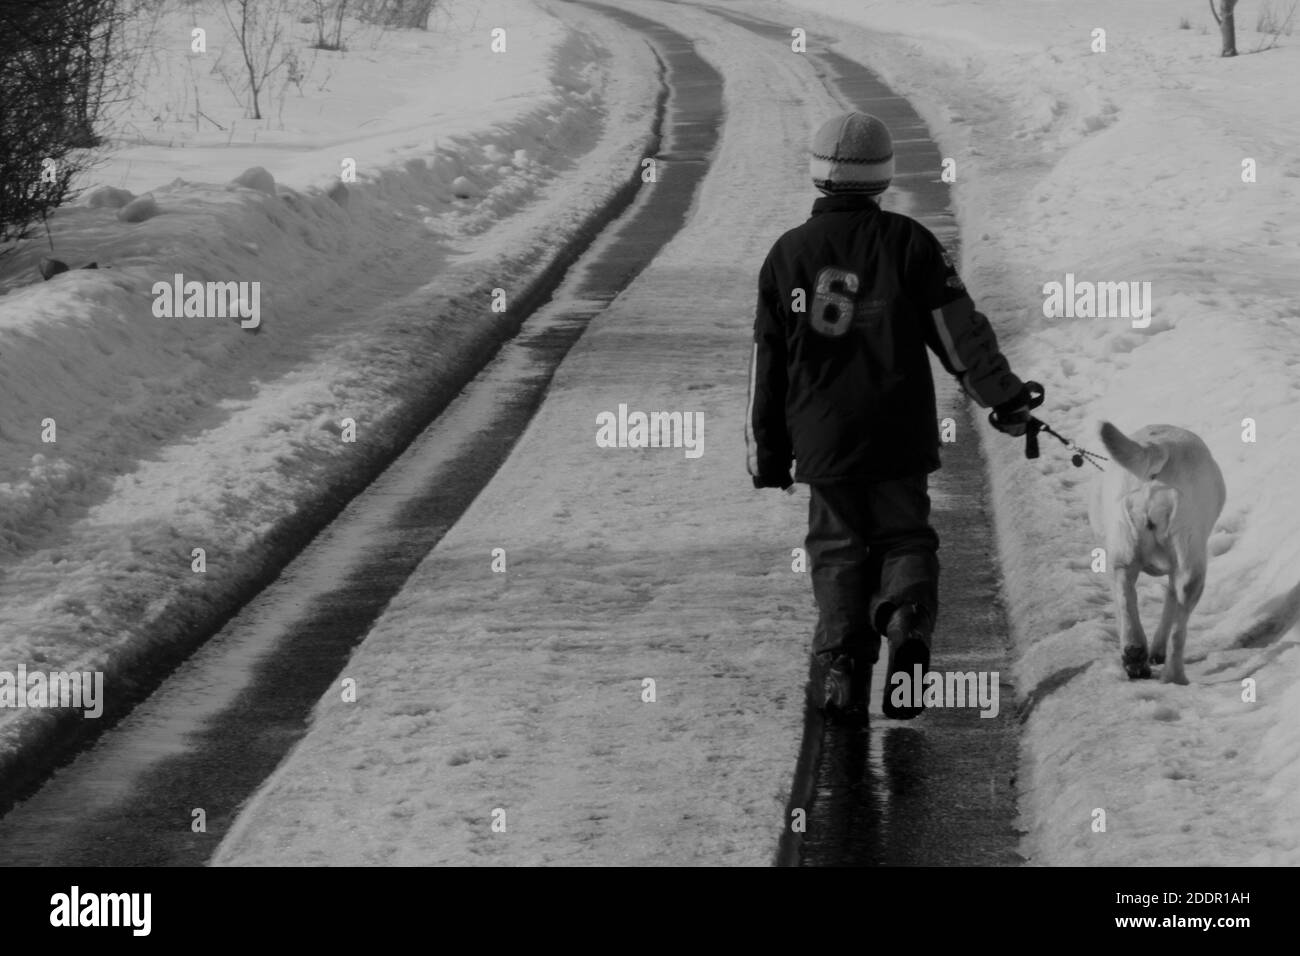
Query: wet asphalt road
694 4 1022 866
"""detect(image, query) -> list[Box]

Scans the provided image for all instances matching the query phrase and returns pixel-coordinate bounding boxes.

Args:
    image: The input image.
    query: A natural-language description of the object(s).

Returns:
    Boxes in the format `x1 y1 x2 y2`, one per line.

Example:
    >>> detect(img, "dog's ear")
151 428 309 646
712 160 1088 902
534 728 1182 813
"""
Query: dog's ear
1144 444 1169 479
1145 485 1177 535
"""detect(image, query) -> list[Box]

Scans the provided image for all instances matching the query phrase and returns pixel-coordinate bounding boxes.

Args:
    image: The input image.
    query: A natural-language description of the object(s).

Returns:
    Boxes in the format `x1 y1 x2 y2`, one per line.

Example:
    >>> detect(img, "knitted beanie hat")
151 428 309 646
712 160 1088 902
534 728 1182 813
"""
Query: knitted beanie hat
810 112 894 195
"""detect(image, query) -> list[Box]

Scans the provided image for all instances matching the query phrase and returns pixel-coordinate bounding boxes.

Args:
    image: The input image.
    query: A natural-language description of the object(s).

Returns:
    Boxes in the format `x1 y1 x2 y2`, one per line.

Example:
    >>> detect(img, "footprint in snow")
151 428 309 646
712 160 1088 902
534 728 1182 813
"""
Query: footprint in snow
1151 704 1180 721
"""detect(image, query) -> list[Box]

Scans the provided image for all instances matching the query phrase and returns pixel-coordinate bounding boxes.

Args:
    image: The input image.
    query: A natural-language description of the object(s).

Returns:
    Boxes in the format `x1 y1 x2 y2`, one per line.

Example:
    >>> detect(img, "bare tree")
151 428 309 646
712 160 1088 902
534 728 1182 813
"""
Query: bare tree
358 0 436 30
1252 0 1298 52
1209 0 1240 55
305 0 352 50
222 0 297 120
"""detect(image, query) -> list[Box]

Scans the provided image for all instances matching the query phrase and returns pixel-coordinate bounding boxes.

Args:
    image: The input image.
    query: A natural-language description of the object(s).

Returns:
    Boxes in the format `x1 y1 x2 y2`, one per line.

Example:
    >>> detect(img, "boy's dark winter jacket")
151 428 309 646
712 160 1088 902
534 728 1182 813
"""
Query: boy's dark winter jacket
746 193 1024 485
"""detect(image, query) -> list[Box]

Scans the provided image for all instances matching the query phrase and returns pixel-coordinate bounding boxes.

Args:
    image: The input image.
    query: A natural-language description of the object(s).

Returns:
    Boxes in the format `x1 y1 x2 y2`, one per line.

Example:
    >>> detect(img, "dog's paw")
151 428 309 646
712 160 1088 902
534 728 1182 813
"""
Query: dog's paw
1149 650 1166 665
1159 669 1189 686
1122 646 1152 680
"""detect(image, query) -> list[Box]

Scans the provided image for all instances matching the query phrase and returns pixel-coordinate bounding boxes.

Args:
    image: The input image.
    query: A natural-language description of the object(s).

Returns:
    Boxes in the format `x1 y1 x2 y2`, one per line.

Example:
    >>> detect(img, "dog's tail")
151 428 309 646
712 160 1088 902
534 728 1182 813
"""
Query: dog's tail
1099 421 1169 480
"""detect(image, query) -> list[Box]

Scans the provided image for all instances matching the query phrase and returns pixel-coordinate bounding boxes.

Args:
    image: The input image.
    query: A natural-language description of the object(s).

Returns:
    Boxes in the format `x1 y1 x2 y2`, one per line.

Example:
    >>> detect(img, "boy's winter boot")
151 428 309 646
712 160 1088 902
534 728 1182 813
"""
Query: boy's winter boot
881 603 931 720
813 649 872 723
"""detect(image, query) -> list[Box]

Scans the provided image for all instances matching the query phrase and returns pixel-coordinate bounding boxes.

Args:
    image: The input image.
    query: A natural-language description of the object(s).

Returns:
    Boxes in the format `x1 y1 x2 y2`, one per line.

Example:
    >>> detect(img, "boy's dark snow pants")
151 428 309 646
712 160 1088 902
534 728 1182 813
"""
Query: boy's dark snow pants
805 474 939 663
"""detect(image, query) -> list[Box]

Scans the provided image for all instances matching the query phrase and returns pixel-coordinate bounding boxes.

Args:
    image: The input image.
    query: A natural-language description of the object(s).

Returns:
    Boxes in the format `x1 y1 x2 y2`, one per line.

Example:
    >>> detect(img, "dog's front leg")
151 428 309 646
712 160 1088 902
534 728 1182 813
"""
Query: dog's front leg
1112 563 1150 678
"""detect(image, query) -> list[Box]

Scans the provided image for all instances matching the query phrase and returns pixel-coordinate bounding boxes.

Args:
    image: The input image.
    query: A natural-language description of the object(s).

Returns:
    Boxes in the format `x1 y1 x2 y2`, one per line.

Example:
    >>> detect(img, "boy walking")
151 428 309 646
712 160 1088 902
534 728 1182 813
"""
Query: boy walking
746 112 1037 720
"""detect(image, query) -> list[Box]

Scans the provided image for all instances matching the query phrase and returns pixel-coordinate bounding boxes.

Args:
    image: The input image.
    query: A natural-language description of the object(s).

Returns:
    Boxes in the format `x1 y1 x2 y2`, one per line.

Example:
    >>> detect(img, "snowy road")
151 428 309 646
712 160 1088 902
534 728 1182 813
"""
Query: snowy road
210 0 1019 867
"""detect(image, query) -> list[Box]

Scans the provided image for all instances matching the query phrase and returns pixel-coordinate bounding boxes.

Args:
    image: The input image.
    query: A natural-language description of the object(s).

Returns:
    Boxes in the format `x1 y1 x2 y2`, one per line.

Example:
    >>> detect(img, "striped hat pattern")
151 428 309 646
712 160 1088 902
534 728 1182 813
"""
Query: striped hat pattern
810 112 894 195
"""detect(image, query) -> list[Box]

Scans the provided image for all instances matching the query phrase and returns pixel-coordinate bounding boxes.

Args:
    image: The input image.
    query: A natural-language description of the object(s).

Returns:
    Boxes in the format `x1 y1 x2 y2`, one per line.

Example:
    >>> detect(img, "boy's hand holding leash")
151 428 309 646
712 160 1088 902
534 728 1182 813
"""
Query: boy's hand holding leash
989 381 1107 470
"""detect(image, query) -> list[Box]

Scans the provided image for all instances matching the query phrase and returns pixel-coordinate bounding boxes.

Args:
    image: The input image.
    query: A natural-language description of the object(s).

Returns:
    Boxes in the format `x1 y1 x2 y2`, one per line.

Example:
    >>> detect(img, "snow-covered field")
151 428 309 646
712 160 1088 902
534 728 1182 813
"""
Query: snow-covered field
3 0 1298 866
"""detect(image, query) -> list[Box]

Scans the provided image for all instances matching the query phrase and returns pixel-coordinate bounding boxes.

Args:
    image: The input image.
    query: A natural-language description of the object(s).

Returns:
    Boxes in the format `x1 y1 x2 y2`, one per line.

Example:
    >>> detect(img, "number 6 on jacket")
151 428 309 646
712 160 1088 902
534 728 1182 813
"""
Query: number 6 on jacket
809 266 860 338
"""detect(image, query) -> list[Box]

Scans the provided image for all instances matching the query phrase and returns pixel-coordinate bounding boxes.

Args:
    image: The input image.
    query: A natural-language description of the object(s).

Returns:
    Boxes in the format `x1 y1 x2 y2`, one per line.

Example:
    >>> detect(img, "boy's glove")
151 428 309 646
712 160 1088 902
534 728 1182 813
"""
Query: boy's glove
989 382 1044 438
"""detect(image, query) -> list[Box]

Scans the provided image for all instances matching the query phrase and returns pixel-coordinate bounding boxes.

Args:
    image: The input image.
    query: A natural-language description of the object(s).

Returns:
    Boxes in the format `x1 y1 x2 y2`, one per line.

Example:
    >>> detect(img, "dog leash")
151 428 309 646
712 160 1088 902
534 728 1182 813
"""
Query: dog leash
992 381 1110 471
1032 419 1109 470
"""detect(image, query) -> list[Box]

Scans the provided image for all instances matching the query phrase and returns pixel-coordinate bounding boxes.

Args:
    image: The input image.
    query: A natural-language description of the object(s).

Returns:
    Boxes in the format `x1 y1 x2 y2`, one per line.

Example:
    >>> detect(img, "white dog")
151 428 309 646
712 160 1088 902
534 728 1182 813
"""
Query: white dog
1088 422 1226 684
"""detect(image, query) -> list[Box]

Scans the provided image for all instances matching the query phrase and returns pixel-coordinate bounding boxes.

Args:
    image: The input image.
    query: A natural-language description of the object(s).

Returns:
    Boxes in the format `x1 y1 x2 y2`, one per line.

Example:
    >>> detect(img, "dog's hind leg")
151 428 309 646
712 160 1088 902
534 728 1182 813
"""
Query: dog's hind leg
1112 563 1150 679
1149 579 1178 666
1163 565 1205 685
